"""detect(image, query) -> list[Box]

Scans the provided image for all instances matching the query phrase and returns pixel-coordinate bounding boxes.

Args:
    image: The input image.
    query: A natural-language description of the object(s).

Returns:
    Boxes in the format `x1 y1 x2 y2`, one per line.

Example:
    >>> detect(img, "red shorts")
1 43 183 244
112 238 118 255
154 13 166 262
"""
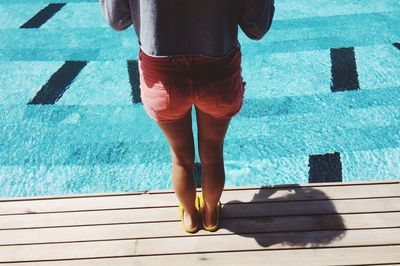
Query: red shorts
138 42 246 123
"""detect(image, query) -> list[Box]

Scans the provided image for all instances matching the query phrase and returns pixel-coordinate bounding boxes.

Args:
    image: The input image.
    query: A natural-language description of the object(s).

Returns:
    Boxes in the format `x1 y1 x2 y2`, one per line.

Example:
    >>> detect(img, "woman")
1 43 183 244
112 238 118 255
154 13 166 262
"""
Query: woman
100 0 275 233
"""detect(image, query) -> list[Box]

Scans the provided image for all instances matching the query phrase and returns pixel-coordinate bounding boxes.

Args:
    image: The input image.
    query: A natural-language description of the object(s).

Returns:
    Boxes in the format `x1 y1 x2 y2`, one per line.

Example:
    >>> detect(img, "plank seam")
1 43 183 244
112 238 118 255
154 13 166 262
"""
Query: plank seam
346 263 400 266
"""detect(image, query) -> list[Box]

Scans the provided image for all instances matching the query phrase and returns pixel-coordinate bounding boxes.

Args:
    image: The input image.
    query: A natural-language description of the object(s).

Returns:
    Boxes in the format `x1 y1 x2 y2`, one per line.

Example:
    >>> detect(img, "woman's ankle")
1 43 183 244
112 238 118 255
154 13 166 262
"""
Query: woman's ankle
184 208 199 228
202 201 217 226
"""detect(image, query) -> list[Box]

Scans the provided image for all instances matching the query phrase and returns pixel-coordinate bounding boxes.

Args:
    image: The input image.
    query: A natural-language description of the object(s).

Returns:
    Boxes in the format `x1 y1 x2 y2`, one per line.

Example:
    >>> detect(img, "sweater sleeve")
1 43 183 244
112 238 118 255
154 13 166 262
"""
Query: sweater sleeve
238 0 275 40
99 0 132 31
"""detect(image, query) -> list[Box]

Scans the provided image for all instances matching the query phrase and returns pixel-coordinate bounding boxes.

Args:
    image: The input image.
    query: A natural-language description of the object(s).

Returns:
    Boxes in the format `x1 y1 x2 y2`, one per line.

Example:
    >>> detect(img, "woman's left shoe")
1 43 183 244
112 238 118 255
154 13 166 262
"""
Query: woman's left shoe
178 195 200 234
199 192 221 232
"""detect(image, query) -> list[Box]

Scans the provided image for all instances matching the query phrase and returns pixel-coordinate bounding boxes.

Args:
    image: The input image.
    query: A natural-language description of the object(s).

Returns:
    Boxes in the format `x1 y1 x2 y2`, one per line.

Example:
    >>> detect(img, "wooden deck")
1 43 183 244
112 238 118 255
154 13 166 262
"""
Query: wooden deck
0 180 399 265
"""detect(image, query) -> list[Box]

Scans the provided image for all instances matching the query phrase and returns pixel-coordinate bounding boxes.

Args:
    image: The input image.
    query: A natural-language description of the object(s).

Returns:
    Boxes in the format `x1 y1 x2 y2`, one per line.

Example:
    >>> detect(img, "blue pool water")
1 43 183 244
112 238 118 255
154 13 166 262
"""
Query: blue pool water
0 0 399 198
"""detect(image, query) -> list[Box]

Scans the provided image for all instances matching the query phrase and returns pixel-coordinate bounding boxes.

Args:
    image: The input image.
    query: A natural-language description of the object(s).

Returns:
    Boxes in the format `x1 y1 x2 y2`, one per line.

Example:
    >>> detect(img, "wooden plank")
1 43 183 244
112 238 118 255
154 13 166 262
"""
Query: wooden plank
1 228 399 263
7 245 400 266
1 197 399 230
5 245 400 265
1 180 398 202
1 182 399 215
1 212 399 245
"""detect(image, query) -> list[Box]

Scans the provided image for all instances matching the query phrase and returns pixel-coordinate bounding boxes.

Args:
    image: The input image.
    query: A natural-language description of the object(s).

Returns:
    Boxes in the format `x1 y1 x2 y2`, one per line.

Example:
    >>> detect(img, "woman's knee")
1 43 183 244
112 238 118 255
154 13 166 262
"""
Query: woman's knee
171 148 195 169
198 140 224 165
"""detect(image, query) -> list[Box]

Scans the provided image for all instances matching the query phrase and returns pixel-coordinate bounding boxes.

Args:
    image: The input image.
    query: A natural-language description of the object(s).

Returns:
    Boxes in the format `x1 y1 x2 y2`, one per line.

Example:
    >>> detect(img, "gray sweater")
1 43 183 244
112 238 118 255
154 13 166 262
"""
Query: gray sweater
99 0 275 57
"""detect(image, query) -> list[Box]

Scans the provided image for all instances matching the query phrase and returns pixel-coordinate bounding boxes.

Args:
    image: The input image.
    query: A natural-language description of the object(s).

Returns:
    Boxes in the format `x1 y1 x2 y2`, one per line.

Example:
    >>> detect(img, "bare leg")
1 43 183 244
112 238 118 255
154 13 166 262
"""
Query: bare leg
195 106 231 227
156 110 198 228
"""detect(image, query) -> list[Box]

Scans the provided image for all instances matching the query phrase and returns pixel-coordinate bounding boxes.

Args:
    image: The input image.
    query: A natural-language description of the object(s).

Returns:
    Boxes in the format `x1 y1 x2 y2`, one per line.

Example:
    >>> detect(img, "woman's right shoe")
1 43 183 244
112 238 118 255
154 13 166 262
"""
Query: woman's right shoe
199 192 221 232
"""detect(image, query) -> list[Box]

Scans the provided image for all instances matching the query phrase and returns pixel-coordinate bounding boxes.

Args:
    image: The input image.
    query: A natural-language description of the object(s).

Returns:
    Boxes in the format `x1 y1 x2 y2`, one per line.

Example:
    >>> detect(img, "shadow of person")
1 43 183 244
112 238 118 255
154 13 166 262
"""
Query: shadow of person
220 184 346 248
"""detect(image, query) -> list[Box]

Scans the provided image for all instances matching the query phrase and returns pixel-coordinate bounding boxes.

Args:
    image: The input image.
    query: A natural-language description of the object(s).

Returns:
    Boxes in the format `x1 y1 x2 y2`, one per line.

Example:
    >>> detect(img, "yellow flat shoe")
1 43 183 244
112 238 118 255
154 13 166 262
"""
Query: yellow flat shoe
178 195 200 234
199 192 221 232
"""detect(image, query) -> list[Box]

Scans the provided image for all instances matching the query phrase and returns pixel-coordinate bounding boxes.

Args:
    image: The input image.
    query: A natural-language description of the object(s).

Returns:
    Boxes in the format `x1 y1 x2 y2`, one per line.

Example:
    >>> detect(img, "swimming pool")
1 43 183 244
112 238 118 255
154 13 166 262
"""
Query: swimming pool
0 0 399 198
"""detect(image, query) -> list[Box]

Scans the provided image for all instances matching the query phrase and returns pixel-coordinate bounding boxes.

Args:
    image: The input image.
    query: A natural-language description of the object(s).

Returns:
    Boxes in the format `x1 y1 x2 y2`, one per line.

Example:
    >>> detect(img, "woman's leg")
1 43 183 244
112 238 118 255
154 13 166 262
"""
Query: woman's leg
195 106 232 227
155 109 198 228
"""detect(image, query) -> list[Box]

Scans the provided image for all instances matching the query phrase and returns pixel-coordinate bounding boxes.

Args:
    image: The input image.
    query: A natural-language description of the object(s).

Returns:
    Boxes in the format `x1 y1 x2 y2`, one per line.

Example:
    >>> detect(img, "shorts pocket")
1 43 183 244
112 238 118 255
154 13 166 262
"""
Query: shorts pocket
140 75 171 112
212 69 244 108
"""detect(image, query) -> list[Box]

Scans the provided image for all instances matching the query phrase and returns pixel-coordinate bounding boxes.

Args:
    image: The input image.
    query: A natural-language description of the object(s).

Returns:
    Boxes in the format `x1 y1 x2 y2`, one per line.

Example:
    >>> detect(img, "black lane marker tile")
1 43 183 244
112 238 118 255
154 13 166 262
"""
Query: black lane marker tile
127 60 141 103
330 47 360 92
194 162 202 188
308 152 343 183
20 3 66 28
28 61 88 105
393 43 400 50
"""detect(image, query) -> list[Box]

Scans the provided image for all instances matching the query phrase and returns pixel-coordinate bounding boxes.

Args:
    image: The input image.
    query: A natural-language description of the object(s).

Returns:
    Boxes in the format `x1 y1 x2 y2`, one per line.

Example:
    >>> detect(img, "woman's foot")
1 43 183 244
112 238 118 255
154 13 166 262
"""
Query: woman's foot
199 193 221 231
179 195 200 233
